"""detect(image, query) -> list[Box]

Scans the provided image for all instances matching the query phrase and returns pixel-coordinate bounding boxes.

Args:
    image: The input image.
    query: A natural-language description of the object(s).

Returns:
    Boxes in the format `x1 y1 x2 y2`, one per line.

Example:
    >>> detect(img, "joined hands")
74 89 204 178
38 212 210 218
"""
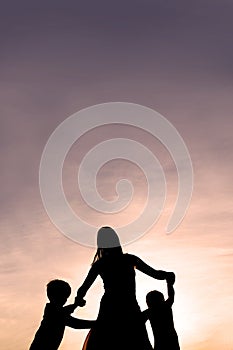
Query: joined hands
166 272 175 285
74 296 86 307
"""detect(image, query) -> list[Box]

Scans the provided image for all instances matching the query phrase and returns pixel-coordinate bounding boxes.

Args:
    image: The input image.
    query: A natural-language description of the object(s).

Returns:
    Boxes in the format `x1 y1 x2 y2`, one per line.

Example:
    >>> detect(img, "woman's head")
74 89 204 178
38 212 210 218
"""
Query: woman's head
92 226 123 263
97 226 121 248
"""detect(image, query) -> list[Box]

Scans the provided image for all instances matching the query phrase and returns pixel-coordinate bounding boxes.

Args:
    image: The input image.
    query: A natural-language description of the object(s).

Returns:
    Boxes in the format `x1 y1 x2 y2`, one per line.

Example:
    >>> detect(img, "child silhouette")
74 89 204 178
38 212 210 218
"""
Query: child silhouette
143 273 180 350
29 279 95 350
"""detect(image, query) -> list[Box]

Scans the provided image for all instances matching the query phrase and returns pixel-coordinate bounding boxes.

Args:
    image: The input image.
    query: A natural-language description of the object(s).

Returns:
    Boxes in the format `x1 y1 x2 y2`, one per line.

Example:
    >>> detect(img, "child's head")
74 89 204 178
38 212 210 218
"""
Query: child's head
46 279 71 306
146 290 165 308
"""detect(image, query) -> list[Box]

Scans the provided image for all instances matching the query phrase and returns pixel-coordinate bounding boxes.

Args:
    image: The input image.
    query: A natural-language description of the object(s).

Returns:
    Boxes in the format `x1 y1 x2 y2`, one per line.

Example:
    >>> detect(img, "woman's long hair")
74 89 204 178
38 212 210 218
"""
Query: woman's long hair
92 226 123 264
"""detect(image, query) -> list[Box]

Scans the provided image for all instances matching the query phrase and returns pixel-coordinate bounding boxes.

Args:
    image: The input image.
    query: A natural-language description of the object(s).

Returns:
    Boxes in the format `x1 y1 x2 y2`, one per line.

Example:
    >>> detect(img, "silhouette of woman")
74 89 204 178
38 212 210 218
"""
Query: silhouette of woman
75 227 173 350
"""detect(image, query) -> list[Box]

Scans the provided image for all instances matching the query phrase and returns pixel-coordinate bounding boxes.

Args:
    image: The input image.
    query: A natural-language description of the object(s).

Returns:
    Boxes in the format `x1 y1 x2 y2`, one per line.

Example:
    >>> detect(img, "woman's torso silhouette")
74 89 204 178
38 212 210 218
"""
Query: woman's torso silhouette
77 227 171 350
81 253 151 350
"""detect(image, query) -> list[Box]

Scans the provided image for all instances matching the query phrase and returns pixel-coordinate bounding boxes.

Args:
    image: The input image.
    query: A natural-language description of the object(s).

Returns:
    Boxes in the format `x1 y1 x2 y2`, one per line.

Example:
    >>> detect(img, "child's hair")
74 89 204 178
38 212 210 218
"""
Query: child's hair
46 279 71 301
146 290 165 307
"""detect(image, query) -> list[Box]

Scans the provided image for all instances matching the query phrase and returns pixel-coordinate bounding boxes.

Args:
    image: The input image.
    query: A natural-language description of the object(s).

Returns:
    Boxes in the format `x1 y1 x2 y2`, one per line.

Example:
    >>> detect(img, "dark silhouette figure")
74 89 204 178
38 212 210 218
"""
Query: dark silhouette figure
75 226 175 350
143 274 180 350
29 279 95 350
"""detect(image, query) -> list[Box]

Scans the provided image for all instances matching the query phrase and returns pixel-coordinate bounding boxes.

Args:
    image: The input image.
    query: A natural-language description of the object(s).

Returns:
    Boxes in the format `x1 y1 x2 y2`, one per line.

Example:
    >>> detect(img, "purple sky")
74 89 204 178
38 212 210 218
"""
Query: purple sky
1 1 233 349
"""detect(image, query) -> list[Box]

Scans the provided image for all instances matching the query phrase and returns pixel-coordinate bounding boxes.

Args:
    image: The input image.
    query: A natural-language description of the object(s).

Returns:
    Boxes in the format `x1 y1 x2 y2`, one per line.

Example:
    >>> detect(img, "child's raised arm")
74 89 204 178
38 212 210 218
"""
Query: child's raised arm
165 272 175 307
64 298 86 315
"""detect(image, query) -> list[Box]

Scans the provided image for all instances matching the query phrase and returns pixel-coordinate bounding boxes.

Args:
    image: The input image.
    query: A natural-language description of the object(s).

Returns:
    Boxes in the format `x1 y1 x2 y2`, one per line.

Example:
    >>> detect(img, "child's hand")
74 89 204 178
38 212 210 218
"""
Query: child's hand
74 296 86 307
166 272 175 285
63 304 77 314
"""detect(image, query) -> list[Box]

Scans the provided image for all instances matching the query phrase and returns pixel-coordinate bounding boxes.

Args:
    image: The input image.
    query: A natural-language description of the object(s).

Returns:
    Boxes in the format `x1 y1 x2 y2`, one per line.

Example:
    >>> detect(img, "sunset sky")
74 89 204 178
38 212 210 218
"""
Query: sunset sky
1 1 233 350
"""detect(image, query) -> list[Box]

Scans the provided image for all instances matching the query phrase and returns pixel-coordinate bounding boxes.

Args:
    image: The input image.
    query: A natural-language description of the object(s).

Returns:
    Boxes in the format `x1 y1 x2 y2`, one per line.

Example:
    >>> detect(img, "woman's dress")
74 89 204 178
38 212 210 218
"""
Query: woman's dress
80 253 152 350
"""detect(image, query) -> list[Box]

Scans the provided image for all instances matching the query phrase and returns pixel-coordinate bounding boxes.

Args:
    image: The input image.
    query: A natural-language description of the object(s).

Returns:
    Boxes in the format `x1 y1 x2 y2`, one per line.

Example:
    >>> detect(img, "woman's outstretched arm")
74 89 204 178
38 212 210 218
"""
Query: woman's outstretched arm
134 255 173 280
76 263 99 301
